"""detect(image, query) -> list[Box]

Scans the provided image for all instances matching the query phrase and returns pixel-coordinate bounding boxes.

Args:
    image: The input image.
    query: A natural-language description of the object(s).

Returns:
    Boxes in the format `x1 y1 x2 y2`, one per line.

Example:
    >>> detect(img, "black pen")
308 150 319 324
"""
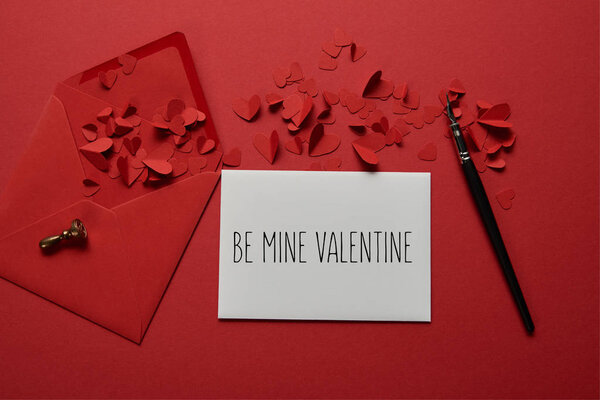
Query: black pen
446 95 534 333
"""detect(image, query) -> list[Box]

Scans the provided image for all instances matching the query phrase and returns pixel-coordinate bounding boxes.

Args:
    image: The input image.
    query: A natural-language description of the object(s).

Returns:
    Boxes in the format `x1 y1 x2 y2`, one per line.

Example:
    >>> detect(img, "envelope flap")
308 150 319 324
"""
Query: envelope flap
0 200 143 342
0 96 84 234
113 171 220 334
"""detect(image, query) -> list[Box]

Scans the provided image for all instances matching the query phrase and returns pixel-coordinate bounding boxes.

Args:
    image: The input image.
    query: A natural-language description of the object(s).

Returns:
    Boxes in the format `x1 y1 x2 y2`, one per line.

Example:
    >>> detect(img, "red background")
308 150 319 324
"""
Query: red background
0 0 598 398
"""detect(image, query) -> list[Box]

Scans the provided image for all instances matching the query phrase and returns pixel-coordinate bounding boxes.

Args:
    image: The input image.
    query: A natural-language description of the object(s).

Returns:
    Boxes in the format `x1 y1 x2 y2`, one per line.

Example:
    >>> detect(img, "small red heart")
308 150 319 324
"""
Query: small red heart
448 78 466 94
98 70 117 89
496 189 515 210
143 159 173 175
81 123 98 141
316 107 335 125
232 95 261 121
223 148 242 167
362 70 394 99
166 98 186 121
401 90 420 109
272 67 291 88
82 178 101 197
151 113 169 129
323 91 339 106
308 123 341 157
404 110 425 129
371 116 389 134
287 62 304 82
197 136 216 154
318 53 337 71
285 136 303 155
253 130 279 164
485 154 506 169
345 93 365 114
471 151 487 172
417 142 437 161
114 117 133 136
423 105 443 124
393 82 408 100
97 107 113 123
352 142 378 165
392 101 411 115
168 115 187 136
281 94 303 120
265 93 284 107
333 28 352 46
189 157 208 175
353 133 386 153
291 95 313 127
180 107 199 126
118 53 137 75
298 78 318 97
350 43 367 62
322 41 342 58
123 136 141 156
169 158 188 177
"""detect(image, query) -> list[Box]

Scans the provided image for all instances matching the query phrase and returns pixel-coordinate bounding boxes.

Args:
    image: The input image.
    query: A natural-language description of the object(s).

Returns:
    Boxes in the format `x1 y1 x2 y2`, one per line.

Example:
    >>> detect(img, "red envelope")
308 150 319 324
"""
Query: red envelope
0 33 221 343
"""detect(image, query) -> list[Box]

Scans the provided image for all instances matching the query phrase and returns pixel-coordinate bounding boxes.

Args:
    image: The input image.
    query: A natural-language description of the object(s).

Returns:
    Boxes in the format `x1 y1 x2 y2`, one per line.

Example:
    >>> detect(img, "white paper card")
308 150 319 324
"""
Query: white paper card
218 170 430 321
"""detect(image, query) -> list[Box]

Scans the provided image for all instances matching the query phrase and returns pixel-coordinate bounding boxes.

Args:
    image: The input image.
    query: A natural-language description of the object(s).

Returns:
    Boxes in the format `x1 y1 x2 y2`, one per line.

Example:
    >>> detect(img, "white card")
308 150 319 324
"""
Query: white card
218 170 430 321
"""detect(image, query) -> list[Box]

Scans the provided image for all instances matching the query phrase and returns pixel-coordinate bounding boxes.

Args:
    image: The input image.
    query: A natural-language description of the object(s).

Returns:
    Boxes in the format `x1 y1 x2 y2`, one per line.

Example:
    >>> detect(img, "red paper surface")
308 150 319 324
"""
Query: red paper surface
0 1 598 398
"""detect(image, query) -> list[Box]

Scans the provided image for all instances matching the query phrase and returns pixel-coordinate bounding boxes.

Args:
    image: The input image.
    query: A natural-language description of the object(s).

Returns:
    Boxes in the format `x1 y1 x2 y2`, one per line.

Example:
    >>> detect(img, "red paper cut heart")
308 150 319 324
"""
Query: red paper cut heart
285 136 303 155
188 157 207 175
168 115 186 136
308 123 340 157
288 62 304 82
232 95 261 121
143 159 173 175
392 101 411 115
118 54 137 75
448 78 466 94
222 148 242 167
362 70 394 99
169 158 188 177
345 93 365 114
253 130 279 164
97 107 112 123
471 151 487 173
197 136 216 154
352 133 386 153
290 96 313 127
318 53 337 71
180 107 198 126
352 142 378 165
477 100 493 110
417 142 437 161
478 103 512 128
79 138 113 171
98 70 117 89
281 94 303 120
401 90 420 109
298 78 319 97
81 123 98 141
333 28 352 46
123 136 141 156
485 155 506 169
322 42 342 58
114 117 133 136
371 116 389 134
323 91 339 105
316 107 336 125
272 66 291 88
265 93 284 107
496 189 515 210
350 43 367 62
404 110 425 129
82 178 101 197
393 82 408 100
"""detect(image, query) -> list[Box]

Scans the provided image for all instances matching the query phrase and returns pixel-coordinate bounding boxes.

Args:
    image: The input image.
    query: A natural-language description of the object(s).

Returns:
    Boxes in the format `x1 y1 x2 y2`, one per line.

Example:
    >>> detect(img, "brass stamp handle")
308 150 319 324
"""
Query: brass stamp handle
39 219 87 251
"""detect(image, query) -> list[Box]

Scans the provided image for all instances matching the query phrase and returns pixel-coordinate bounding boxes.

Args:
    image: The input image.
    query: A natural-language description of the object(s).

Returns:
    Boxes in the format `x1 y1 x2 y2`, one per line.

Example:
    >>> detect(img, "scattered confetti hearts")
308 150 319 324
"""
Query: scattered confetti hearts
114 117 133 136
319 53 337 71
496 189 515 210
117 156 143 186
322 42 342 58
118 53 137 75
253 130 279 164
350 43 367 62
333 28 352 46
417 142 437 161
362 70 394 99
188 157 207 175
353 134 386 153
232 95 261 121
285 136 303 155
98 70 117 89
123 136 141 156
401 90 420 109
345 93 366 114
222 148 242 167
393 82 408 100
290 95 313 128
81 123 98 141
82 178 100 197
281 94 303 120
197 136 216 154
168 115 186 136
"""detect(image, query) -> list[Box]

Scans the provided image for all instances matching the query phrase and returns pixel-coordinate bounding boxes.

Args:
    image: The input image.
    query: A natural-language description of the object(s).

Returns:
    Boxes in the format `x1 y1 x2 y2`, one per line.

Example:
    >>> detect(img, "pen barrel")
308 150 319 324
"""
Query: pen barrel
461 159 535 333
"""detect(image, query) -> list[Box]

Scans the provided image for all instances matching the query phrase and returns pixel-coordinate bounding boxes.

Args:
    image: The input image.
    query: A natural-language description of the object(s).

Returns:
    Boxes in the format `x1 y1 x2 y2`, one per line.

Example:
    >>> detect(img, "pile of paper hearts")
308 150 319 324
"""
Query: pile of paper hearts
230 28 518 209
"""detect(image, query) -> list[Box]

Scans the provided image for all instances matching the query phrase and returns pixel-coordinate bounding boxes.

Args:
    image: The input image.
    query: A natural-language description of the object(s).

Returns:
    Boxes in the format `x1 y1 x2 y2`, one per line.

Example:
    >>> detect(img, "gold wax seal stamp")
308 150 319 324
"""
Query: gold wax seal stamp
39 219 87 251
